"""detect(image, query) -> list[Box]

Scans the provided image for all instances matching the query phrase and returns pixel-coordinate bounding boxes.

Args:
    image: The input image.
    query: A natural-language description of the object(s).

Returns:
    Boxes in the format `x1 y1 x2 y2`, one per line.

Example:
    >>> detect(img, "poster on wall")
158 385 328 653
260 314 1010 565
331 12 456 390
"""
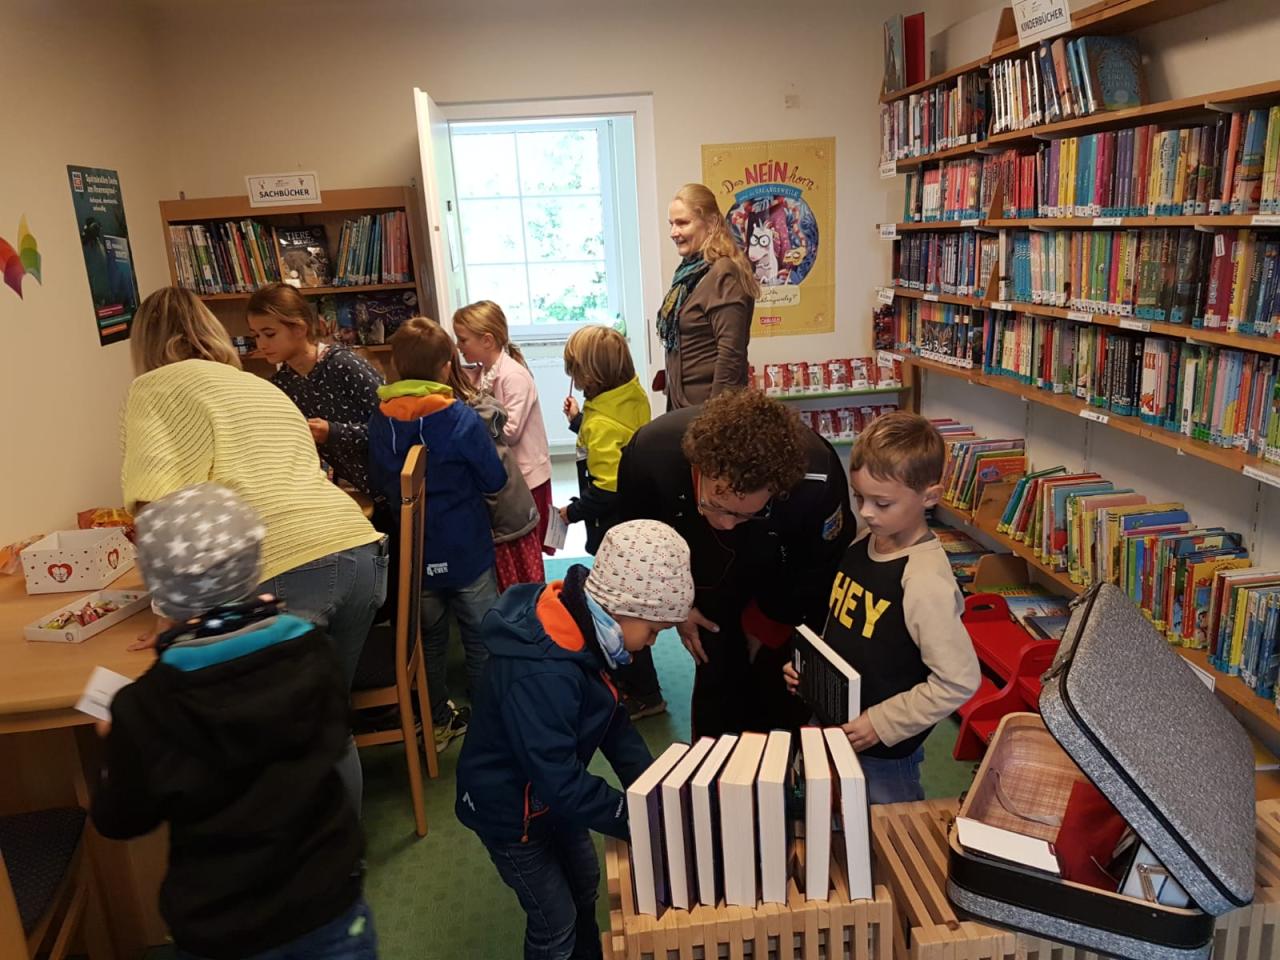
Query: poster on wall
701 137 835 337
67 165 139 345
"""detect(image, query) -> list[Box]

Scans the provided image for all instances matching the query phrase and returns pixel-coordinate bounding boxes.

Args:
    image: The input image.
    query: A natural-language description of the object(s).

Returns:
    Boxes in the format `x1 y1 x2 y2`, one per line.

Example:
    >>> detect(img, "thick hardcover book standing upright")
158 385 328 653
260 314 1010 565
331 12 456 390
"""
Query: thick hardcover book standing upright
800 727 833 900
690 734 738 907
660 737 717 911
756 730 793 904
626 743 690 917
719 733 768 908
903 12 925 88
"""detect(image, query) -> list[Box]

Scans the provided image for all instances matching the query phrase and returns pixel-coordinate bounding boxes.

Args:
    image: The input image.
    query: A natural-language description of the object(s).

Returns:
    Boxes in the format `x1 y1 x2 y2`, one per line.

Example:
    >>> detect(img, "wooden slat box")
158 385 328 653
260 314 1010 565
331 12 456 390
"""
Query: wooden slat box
871 798 1280 960
603 836 892 960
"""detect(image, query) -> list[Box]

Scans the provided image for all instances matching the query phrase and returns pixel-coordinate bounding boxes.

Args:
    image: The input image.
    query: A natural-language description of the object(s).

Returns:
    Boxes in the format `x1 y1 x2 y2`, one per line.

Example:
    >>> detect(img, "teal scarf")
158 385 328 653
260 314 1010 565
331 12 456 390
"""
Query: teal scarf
656 255 711 354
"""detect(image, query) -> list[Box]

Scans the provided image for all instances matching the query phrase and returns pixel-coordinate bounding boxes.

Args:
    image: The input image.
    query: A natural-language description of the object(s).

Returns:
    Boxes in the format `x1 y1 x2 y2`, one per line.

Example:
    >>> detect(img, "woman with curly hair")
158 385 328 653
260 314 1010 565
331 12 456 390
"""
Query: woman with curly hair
658 183 759 409
611 390 853 736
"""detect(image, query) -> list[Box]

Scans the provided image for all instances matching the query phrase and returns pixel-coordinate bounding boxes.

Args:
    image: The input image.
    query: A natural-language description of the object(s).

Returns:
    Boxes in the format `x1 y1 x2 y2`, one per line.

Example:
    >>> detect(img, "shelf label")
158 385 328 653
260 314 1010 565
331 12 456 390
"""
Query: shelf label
1252 214 1280 227
879 160 897 179
989 301 1012 312
876 286 896 304
1092 216 1123 226
879 222 898 239
878 350 905 366
246 171 321 207
1243 465 1280 489
961 218 981 227
1120 318 1152 332
1079 409 1110 425
923 293 940 302
1013 0 1072 46
1215 234 1227 258
1066 310 1092 323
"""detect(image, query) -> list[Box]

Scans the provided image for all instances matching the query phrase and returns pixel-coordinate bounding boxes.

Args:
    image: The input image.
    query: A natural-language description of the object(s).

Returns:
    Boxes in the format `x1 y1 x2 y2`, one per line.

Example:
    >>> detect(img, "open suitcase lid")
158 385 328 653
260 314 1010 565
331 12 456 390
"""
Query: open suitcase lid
1038 583 1255 915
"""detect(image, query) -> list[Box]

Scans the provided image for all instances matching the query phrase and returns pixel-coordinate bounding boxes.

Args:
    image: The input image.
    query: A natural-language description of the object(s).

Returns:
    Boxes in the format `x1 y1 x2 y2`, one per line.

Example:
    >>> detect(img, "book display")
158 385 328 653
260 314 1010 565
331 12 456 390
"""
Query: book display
159 186 426 377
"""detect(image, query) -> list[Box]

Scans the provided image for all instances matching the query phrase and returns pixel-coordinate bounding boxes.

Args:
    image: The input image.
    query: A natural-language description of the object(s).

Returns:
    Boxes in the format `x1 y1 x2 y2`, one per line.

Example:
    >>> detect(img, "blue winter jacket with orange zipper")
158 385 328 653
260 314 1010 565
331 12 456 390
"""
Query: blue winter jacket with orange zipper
455 564 653 843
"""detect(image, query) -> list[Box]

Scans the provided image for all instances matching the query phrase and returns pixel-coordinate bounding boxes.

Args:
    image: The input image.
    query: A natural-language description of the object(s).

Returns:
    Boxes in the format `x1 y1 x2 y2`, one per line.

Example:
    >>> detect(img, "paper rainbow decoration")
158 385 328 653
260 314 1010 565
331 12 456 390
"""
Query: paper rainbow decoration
0 216 41 298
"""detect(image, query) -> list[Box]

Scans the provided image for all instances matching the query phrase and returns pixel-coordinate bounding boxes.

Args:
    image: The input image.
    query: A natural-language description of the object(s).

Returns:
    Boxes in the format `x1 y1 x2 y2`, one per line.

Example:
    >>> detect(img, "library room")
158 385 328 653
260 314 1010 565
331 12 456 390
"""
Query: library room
3 0 1280 957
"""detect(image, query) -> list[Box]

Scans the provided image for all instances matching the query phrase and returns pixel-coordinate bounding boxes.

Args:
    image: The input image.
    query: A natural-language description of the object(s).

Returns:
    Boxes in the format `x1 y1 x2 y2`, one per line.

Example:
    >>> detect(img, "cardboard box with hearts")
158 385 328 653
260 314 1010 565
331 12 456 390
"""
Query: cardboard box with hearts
20 528 136 594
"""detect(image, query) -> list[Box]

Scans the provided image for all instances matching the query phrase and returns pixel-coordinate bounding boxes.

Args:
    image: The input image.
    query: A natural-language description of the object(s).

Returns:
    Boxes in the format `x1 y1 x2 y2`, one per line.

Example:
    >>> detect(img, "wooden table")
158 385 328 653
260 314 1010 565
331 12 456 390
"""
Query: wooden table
0 569 168 959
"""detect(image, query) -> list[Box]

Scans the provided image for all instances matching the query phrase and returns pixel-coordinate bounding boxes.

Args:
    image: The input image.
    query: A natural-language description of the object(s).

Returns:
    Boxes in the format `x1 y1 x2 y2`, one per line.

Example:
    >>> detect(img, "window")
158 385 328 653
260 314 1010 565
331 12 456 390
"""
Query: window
449 117 629 337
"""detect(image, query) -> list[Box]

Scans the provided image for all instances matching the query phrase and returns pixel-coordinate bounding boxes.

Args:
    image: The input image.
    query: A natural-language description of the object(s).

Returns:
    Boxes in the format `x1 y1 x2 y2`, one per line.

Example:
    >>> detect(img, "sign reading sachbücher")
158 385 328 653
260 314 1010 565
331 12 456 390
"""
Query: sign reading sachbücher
246 172 321 208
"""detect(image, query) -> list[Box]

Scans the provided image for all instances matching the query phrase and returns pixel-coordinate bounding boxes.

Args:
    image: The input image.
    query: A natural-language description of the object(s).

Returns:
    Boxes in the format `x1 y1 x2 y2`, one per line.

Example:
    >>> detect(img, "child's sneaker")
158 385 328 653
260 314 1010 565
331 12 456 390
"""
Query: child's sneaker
433 700 471 749
624 692 667 720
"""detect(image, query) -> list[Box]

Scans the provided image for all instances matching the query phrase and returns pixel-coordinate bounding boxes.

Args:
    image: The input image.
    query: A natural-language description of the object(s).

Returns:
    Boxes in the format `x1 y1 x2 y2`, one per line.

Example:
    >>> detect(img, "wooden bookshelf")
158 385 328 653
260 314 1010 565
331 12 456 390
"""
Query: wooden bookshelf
901 353 1280 484
158 185 428 379
989 0 1224 60
887 77 1280 174
932 483 1280 741
900 214 1274 230
885 286 1280 358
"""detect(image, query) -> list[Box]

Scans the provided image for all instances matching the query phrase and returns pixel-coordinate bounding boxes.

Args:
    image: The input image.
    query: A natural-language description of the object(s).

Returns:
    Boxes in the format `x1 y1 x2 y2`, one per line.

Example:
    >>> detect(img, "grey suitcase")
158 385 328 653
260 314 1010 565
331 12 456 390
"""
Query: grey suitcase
946 582 1256 960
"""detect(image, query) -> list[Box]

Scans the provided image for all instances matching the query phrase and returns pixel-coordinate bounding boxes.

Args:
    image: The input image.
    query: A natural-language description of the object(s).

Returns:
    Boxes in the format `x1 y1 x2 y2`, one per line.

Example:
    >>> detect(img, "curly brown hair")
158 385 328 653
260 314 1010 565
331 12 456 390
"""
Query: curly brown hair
681 390 806 495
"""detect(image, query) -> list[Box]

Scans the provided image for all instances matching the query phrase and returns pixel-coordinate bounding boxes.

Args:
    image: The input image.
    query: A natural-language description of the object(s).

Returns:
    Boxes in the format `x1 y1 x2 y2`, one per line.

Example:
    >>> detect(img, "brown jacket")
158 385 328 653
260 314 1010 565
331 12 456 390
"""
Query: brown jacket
664 257 754 409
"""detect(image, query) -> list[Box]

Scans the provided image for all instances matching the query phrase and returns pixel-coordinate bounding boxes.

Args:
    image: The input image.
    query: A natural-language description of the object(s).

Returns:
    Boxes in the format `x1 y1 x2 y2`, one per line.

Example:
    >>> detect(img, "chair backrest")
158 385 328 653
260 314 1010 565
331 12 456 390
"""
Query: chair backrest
395 445 426 685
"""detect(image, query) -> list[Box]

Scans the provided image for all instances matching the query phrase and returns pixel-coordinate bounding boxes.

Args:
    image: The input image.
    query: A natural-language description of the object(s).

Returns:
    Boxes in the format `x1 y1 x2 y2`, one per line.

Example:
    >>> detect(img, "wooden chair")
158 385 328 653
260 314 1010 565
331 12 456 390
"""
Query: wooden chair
352 444 438 837
0 808 114 960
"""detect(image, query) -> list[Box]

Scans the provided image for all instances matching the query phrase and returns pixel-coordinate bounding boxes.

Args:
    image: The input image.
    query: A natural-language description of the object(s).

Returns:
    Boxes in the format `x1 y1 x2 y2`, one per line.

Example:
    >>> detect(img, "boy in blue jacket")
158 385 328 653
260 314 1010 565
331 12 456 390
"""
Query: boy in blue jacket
368 316 506 748
456 520 694 960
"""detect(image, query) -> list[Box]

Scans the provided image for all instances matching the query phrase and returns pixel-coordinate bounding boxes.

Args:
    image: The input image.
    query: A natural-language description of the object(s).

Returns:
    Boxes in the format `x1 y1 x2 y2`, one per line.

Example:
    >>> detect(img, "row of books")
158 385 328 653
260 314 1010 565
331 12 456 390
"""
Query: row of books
990 35 1146 136
987 584 1073 641
168 220 284 295
893 305 1280 462
902 151 1027 222
894 232 998 298
332 211 413 287
930 521 992 588
996 227 1280 336
626 727 871 915
1205 567 1280 700
941 435 1027 513
879 73 990 163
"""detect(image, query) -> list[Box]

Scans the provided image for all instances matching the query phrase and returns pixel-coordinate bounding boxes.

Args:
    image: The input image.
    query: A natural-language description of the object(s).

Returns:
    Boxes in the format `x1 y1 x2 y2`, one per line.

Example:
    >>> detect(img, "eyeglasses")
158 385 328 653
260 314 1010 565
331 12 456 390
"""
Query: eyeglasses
696 475 773 523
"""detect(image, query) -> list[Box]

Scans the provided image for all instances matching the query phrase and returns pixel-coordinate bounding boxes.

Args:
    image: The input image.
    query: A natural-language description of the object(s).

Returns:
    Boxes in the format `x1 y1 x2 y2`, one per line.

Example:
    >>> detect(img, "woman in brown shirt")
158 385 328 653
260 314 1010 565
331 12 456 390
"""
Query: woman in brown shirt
658 183 760 409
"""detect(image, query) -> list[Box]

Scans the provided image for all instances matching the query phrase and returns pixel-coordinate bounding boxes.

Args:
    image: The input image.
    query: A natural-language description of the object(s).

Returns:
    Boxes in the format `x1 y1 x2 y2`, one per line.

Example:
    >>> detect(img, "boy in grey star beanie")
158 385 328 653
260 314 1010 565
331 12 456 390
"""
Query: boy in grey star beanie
133 483 268 622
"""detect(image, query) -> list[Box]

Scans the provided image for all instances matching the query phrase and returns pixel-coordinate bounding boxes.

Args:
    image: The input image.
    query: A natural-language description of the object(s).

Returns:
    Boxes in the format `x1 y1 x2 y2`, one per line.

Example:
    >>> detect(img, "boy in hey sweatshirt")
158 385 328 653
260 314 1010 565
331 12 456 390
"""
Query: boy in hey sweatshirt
456 520 694 960
368 317 507 749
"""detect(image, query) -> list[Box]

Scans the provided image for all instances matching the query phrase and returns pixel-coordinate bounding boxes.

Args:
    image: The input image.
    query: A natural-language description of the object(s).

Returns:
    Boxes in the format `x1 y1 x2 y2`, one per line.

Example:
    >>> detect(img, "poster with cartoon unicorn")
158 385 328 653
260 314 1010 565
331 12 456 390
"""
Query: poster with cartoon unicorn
702 137 835 337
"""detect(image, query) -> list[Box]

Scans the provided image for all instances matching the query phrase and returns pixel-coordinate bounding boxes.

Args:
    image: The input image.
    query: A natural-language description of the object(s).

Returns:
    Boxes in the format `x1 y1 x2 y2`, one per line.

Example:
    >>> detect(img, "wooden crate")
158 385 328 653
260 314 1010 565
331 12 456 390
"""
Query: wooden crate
872 798 1280 960
603 836 893 960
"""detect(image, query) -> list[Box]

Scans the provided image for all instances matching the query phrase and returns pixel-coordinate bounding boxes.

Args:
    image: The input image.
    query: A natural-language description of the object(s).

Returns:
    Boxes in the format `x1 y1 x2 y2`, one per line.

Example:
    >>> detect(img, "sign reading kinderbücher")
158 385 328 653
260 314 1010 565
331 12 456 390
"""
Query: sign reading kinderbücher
246 172 322 208
1012 0 1072 47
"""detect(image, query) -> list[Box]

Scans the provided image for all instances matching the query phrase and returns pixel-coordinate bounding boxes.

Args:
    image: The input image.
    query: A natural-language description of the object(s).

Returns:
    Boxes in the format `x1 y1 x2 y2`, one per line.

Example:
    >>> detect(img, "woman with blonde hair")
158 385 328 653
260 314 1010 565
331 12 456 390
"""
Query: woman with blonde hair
246 282 384 496
121 286 387 812
658 182 760 409
453 300 555 552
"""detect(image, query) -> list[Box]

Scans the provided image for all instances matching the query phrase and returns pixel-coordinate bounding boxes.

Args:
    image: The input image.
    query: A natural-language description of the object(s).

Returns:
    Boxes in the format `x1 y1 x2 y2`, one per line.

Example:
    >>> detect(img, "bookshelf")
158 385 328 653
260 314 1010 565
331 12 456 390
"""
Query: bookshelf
930 481 1280 742
158 186 428 377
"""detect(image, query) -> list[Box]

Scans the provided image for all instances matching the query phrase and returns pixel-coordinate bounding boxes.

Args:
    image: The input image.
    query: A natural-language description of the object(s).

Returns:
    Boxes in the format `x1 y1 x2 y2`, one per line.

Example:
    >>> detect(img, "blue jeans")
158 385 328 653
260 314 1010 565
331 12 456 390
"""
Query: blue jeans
860 745 926 805
483 828 602 960
422 568 497 725
260 538 389 815
176 897 377 960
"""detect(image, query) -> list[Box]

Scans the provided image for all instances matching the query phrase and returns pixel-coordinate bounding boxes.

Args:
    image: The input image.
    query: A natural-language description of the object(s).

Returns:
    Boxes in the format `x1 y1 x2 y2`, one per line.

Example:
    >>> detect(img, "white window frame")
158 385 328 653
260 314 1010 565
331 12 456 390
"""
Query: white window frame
449 116 621 341
439 95 662 373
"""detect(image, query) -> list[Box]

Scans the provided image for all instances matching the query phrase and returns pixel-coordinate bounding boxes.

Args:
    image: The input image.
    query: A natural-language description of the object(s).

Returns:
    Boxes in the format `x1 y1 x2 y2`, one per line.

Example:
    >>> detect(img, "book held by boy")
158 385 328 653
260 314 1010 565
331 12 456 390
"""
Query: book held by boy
793 623 861 726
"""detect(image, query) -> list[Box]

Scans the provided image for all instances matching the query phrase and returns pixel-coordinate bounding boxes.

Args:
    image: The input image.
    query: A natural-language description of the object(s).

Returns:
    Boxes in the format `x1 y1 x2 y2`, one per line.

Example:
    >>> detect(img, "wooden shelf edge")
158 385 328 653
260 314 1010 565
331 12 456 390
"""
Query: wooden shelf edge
773 387 908 401
898 215 1272 230
199 281 417 302
161 185 413 221
903 354 1280 481
989 0 1225 62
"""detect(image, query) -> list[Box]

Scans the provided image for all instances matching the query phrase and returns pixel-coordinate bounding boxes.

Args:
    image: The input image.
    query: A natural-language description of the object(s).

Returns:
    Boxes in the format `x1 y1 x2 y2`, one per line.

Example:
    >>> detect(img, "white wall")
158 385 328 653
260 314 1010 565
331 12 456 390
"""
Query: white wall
0 0 172 546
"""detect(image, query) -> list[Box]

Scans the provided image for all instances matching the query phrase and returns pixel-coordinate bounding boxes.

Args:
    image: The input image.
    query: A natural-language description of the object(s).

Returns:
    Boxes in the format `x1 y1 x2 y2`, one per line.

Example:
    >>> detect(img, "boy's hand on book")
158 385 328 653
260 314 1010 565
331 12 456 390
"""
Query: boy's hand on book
677 608 718 664
563 397 580 421
782 662 800 693
842 713 880 752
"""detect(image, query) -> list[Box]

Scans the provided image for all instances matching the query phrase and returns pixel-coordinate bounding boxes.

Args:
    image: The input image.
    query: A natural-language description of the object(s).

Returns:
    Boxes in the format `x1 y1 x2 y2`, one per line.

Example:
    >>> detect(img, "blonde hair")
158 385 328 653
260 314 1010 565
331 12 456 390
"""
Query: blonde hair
673 183 762 300
131 286 241 374
246 282 325 342
563 325 634 399
452 300 526 367
849 411 945 492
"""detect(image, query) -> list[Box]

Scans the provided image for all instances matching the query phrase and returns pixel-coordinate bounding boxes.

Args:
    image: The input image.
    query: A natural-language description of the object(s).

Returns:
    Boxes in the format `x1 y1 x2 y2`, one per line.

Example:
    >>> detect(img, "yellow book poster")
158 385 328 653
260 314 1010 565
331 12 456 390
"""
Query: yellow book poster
701 137 835 337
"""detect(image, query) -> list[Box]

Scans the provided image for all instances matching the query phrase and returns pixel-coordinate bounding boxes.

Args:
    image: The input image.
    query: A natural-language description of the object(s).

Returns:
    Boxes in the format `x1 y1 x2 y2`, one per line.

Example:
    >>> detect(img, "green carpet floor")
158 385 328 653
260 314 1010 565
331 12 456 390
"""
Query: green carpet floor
145 560 978 959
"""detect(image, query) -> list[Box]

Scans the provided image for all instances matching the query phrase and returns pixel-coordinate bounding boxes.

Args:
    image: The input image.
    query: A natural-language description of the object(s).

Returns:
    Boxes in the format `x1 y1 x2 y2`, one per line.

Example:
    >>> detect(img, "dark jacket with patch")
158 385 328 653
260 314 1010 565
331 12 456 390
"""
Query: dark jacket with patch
615 406 854 647
91 615 362 960
455 565 653 844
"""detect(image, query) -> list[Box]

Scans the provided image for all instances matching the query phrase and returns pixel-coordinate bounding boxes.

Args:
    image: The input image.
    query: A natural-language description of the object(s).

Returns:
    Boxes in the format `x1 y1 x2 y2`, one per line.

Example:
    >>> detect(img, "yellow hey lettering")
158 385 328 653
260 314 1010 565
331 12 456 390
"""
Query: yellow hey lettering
862 594 891 638
839 579 864 629
829 573 848 618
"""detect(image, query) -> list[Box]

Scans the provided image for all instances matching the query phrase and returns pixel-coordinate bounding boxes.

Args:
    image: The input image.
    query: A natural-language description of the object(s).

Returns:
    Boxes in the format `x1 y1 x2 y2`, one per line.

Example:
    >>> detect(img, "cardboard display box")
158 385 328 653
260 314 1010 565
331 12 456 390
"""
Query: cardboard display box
21 528 135 594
